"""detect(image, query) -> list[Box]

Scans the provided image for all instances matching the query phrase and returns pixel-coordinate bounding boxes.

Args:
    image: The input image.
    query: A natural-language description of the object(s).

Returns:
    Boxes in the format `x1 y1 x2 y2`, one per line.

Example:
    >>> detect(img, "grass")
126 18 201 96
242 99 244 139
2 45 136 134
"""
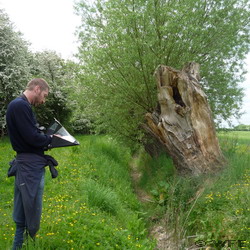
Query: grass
135 131 250 249
0 135 156 249
1 131 249 249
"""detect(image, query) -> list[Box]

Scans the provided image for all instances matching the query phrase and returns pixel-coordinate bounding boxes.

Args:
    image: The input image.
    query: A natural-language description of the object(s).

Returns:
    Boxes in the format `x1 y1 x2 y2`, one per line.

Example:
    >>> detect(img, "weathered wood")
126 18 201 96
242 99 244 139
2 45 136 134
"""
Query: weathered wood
144 62 225 175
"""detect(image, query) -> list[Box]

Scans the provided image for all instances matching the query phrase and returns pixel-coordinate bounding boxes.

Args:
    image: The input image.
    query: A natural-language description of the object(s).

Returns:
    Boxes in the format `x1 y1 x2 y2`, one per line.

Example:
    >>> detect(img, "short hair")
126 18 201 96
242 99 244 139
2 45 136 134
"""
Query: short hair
26 78 49 91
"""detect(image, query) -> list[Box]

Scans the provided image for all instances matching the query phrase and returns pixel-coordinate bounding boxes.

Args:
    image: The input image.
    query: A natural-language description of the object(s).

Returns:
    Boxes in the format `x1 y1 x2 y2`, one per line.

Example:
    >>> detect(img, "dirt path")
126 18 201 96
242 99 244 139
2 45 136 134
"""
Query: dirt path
129 155 179 250
130 157 153 203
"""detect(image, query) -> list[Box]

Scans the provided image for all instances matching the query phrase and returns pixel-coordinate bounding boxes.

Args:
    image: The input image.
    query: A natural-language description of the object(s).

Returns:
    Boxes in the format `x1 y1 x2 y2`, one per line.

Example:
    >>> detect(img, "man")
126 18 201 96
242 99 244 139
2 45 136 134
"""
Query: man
6 78 55 249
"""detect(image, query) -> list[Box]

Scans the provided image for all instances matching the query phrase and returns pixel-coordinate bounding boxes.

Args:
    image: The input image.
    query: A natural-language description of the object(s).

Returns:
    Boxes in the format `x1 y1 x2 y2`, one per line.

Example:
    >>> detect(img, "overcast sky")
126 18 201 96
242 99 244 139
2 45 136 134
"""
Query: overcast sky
0 0 249 125
0 0 81 59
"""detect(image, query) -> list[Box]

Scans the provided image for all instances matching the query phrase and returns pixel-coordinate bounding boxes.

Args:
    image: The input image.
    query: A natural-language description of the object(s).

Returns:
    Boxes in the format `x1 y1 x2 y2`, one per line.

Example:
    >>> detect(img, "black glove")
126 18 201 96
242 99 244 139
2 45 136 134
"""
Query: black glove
49 164 58 178
44 155 58 178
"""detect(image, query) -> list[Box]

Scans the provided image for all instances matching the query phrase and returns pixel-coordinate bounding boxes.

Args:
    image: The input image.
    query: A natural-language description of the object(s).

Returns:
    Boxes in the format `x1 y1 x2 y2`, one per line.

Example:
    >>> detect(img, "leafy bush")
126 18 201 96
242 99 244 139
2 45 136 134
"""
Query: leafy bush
71 116 93 134
0 10 31 135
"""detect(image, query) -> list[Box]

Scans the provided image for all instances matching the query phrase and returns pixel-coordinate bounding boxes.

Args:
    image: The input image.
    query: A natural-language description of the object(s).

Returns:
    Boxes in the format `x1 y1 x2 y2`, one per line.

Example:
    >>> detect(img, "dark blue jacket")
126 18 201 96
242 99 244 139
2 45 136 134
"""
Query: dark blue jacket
6 94 57 237
6 94 52 155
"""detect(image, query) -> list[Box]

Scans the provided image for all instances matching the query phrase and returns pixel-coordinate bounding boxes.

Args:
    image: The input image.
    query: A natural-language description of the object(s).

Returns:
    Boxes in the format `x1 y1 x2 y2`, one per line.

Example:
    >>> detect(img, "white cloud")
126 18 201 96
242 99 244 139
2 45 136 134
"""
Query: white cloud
0 0 81 59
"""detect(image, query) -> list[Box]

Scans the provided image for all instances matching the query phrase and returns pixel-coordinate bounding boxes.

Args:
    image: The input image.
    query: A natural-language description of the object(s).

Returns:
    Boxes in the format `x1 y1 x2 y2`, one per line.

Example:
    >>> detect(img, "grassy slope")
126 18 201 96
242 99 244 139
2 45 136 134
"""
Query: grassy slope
136 131 250 249
0 135 156 249
185 132 250 247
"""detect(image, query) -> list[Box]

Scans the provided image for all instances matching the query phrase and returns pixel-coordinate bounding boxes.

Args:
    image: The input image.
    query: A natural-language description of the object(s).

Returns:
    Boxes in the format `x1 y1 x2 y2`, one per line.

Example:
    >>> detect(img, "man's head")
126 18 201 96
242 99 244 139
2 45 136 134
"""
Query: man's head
24 78 49 106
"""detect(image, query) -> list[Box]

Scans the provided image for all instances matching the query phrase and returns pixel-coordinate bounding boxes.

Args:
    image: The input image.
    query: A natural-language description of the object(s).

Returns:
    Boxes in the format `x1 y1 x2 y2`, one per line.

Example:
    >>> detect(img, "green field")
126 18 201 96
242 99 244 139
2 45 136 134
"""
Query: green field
0 136 156 249
0 132 249 249
219 130 250 146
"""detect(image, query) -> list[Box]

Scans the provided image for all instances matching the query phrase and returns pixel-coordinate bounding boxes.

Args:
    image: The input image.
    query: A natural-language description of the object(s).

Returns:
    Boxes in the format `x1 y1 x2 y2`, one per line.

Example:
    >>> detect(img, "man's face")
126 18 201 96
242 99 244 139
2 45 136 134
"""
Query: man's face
33 86 49 106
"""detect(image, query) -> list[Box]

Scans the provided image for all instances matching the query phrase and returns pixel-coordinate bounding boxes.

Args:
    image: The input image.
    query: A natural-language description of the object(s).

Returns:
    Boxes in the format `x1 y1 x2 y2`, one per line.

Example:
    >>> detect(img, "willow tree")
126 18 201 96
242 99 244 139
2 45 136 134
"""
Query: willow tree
75 0 250 172
144 63 226 174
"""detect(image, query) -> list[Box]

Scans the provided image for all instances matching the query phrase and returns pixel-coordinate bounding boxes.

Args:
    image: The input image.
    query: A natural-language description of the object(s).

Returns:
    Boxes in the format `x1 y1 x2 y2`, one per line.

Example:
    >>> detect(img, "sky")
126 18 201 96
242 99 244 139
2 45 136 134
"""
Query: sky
0 0 81 60
0 0 249 126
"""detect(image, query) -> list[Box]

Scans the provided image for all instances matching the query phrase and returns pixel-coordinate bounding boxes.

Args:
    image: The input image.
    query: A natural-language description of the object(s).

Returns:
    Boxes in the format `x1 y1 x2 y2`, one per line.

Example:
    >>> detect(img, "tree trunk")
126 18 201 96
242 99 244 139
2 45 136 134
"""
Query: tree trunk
143 62 226 175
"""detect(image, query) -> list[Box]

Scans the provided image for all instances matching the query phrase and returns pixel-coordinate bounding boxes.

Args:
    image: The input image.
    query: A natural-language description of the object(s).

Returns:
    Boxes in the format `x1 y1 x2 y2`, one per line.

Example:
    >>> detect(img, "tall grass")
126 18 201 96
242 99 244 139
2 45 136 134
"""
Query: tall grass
136 131 250 249
0 135 156 249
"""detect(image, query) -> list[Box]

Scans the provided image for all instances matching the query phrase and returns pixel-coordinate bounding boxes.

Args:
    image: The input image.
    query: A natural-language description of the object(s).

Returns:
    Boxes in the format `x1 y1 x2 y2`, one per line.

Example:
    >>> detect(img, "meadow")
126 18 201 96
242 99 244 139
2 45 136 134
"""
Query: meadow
0 131 249 249
0 136 156 249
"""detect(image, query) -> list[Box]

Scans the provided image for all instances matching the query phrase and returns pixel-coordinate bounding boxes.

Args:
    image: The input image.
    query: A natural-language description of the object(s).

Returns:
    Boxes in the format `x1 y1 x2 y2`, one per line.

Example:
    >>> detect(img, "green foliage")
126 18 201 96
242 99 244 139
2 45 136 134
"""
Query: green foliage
137 153 175 193
71 116 93 134
0 135 156 249
57 60 93 134
75 0 250 147
0 10 31 135
137 151 202 218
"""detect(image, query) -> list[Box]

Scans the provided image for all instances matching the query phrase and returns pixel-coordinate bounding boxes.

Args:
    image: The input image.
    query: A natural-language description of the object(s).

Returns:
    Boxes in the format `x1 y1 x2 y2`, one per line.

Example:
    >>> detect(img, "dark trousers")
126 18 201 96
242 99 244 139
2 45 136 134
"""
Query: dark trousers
12 174 45 250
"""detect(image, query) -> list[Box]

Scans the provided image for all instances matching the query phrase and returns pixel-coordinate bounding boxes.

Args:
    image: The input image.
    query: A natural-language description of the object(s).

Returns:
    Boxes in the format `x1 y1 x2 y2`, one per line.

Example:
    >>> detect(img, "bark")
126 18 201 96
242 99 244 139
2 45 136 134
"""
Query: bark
143 62 226 175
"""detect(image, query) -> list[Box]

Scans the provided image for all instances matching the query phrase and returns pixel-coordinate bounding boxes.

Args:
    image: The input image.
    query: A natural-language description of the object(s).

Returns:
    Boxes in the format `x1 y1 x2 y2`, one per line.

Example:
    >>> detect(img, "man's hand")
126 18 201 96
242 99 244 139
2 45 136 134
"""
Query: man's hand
53 134 63 138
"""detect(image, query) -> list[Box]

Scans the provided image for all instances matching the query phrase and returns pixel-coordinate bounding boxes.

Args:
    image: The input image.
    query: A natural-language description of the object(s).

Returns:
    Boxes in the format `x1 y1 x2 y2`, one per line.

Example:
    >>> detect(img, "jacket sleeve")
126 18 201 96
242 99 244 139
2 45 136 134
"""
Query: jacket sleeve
13 101 52 148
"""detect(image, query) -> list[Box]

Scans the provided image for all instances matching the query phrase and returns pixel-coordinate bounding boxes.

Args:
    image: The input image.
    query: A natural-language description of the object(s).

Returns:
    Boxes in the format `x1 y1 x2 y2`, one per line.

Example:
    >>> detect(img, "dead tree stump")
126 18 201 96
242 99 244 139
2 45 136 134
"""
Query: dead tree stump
144 62 225 175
